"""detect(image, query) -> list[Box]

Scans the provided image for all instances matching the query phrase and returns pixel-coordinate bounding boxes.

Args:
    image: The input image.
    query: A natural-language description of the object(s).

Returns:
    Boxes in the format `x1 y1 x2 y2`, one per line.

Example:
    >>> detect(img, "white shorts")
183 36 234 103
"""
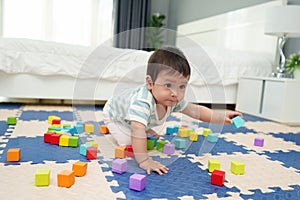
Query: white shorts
102 106 131 146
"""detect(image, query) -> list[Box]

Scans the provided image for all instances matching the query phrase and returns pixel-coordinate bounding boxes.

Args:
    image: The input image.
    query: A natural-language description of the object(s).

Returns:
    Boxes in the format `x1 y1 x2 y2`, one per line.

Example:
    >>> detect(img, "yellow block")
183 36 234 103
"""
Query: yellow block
189 132 198 141
86 141 98 149
231 161 245 175
48 116 60 124
178 128 189 137
59 135 70 147
203 128 211 137
208 159 220 172
85 124 94 133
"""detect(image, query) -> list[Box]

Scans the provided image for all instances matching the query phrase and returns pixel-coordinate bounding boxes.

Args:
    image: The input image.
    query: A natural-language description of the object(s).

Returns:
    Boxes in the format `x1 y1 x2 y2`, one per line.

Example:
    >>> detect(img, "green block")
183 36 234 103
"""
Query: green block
156 141 168 152
35 169 50 186
69 136 79 147
7 116 17 125
203 128 211 137
147 139 154 150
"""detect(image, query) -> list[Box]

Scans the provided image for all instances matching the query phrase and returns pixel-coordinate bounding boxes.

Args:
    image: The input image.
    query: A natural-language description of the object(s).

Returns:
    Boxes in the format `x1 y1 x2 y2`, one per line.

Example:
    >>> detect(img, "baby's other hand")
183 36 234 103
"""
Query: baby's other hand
139 157 169 175
225 111 244 124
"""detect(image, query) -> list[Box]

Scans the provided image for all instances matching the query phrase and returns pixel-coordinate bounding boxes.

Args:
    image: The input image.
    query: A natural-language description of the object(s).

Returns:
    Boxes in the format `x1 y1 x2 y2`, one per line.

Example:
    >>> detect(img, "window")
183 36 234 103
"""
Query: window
1 0 114 47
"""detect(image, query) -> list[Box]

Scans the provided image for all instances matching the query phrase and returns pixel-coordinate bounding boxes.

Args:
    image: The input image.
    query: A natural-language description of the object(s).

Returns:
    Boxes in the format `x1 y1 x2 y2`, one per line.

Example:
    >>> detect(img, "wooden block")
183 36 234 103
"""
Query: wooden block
189 132 198 142
57 170 75 188
174 138 186 149
207 133 218 143
44 132 55 143
156 141 168 152
163 143 175 155
59 135 70 147
86 147 97 160
52 119 61 125
69 136 79 147
178 128 189 137
72 161 88 177
147 139 155 150
35 169 50 186
100 125 109 134
7 116 17 125
84 123 94 133
126 145 134 157
232 116 245 129
86 141 98 149
208 159 220 172
203 128 211 137
231 161 245 175
7 148 20 162
112 159 127 174
80 144 92 156
211 170 225 186
115 146 126 158
48 116 60 124
50 134 61 145
129 174 146 191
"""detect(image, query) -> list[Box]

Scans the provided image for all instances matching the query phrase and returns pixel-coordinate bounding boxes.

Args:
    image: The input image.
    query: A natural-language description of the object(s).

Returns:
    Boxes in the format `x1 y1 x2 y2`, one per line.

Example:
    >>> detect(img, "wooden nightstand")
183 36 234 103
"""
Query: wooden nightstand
236 76 300 125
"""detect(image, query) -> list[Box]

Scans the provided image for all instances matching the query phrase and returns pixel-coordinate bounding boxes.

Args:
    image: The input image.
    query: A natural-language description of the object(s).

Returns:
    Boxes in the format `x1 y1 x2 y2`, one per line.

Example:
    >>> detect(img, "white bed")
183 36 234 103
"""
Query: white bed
0 0 286 105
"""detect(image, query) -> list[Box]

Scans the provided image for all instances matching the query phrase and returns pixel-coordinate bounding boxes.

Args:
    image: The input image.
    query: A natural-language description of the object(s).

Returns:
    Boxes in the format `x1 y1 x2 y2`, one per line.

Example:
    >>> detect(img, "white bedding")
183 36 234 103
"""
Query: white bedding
0 37 273 86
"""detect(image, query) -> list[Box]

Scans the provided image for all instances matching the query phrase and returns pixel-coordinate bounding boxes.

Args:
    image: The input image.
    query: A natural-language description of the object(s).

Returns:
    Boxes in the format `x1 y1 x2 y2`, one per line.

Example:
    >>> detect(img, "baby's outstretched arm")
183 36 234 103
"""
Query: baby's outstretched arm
182 103 243 124
131 121 168 175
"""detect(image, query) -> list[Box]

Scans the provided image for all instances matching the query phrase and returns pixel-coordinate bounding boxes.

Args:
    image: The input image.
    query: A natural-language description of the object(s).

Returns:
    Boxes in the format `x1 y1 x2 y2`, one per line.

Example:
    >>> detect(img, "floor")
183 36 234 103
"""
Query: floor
0 103 300 200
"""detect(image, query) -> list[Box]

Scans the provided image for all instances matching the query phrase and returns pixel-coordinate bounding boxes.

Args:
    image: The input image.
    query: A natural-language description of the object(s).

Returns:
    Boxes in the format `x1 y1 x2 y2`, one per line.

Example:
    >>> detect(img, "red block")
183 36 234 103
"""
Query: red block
52 119 61 125
44 132 55 143
211 170 225 186
50 134 61 145
86 147 97 160
126 145 134 157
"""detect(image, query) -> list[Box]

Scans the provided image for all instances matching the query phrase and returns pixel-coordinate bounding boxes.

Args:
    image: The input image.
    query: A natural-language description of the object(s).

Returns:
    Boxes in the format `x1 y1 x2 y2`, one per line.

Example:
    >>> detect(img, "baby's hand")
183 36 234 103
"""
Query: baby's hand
225 111 243 124
139 157 169 175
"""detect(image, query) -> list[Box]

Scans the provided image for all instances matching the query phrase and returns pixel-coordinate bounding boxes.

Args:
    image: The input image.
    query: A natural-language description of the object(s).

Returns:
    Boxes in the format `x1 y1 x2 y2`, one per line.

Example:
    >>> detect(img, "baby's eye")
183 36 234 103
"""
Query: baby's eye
164 83 172 88
179 85 186 89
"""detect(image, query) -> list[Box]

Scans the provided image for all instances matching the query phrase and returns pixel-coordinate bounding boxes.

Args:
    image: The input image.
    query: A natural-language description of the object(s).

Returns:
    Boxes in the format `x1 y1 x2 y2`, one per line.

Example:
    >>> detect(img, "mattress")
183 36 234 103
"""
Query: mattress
0 37 273 86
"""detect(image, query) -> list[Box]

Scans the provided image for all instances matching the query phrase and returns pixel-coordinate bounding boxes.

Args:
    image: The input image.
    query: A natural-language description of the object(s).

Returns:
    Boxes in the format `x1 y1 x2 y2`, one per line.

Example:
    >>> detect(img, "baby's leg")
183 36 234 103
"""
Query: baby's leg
102 111 131 146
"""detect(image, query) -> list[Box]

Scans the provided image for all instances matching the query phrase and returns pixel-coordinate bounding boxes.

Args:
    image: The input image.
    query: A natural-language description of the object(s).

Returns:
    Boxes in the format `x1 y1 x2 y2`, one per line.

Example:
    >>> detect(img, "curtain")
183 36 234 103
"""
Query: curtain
114 0 150 50
1 0 114 47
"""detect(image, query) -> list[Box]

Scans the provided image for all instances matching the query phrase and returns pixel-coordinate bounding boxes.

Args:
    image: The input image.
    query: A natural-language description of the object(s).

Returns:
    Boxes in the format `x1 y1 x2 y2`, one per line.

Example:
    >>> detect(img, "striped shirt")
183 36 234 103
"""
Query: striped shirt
104 84 188 129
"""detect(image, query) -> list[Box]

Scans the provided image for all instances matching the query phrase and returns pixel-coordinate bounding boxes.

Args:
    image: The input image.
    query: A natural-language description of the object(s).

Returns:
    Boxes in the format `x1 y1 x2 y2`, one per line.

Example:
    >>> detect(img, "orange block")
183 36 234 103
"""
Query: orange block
72 161 88 177
100 125 109 134
115 146 126 158
7 148 20 162
57 170 75 188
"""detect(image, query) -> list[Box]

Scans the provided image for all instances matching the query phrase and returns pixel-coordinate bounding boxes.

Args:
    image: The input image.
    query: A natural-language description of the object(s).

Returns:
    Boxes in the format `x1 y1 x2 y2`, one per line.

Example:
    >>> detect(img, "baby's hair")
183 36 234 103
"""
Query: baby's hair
146 46 191 82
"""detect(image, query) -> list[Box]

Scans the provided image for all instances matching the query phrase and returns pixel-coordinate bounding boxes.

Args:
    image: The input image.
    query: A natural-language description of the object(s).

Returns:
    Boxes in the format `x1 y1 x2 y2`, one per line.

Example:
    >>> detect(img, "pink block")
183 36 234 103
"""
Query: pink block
112 159 127 174
129 174 146 191
254 137 264 147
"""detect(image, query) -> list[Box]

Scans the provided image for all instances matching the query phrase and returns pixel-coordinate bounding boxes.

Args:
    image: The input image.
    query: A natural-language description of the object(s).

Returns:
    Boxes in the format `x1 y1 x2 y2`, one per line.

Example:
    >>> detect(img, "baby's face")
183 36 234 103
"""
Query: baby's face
151 70 189 107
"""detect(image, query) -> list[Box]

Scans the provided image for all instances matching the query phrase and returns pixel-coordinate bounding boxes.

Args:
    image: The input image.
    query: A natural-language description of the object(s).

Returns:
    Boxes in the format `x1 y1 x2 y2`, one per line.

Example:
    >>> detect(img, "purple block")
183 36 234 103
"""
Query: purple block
112 159 127 174
163 143 175 154
254 137 264 147
129 174 146 191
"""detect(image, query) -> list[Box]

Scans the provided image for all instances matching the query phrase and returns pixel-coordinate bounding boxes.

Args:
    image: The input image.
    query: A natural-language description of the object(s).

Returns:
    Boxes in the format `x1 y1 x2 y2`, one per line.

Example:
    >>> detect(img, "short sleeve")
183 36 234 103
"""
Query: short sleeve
127 98 151 126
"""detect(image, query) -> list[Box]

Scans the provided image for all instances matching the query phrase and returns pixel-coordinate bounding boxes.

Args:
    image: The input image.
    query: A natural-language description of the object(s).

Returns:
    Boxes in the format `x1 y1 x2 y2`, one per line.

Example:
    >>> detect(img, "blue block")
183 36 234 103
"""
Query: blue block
207 133 218 143
80 144 92 156
232 116 245 129
173 125 179 134
174 138 186 149
166 126 174 135
75 125 84 134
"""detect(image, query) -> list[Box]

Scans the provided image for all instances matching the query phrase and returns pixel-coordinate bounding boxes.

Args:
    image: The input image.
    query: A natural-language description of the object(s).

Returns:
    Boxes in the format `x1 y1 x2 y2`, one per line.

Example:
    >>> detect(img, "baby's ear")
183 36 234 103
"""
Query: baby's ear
146 75 153 89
